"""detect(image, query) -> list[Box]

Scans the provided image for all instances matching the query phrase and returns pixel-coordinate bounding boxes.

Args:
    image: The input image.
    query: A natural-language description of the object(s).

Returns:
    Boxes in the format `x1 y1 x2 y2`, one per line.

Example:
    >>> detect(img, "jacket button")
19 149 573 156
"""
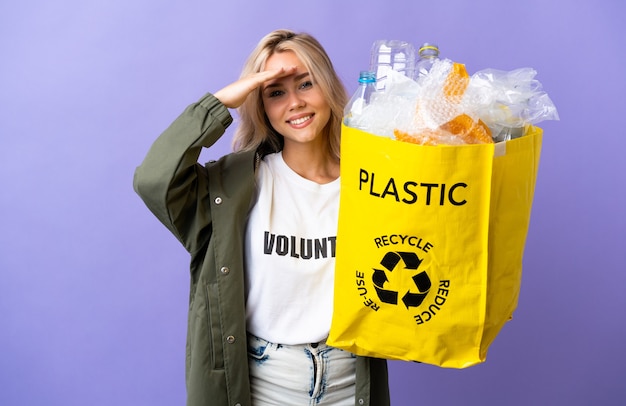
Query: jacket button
214 197 222 205
226 335 236 344
358 399 364 405
220 266 230 275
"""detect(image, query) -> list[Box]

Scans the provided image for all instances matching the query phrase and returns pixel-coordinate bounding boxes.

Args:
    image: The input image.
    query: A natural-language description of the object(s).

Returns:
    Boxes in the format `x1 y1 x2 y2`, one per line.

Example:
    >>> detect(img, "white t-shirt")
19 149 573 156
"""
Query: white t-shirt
244 152 340 345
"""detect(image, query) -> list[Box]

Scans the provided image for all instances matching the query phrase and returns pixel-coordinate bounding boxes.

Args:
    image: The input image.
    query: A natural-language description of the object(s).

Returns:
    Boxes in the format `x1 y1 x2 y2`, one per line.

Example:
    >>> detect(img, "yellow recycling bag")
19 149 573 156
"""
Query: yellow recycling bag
328 124 542 368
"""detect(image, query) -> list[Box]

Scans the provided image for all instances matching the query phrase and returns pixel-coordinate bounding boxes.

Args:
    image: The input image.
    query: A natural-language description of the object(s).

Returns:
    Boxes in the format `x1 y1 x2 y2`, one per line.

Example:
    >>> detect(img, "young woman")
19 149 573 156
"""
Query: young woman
134 29 390 406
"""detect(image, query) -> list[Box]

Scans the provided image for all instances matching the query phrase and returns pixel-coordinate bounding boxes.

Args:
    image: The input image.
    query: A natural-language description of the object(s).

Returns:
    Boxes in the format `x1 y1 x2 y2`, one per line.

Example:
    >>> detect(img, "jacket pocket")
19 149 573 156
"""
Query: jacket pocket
205 282 225 369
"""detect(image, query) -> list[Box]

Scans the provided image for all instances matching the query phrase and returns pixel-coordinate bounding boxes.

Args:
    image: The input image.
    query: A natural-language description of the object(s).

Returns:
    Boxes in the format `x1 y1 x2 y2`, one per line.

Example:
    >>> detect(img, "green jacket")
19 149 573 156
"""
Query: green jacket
134 93 390 406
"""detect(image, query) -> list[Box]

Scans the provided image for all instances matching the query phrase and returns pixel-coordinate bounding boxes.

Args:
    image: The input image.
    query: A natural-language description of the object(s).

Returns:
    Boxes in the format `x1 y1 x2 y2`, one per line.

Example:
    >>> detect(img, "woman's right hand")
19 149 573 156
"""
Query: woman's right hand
214 66 297 109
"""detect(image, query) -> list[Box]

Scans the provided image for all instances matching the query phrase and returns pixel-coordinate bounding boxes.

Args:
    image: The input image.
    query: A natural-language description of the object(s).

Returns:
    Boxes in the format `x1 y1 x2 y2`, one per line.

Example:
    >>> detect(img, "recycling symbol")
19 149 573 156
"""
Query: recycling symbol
373 251 431 308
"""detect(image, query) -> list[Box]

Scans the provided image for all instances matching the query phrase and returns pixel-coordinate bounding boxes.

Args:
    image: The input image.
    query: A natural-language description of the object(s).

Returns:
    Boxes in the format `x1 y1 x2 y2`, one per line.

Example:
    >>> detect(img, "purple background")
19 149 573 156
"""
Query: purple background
1 1 624 405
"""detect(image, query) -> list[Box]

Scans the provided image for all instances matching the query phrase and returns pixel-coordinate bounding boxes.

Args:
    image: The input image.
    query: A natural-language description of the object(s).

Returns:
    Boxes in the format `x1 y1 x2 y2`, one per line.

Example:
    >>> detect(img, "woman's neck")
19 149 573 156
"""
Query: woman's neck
281 143 339 184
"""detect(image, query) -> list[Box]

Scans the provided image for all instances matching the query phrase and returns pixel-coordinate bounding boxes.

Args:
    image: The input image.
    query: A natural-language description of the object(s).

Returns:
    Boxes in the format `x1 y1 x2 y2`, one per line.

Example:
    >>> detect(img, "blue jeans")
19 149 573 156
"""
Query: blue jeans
247 334 357 406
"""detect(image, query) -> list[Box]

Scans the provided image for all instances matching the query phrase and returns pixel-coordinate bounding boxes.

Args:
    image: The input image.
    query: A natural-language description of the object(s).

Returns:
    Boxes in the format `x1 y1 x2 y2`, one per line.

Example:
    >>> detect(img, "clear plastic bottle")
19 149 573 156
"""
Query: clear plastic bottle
415 43 440 79
369 40 416 91
344 71 377 129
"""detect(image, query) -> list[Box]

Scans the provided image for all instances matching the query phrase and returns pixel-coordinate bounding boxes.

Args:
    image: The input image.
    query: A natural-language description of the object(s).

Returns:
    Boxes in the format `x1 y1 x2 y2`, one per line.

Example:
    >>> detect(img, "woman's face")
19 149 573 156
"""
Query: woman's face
261 51 331 150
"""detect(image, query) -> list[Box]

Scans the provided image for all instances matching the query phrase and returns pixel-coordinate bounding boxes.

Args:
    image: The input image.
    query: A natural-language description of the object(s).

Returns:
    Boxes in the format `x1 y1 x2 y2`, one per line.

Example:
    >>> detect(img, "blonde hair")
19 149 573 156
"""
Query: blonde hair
232 29 347 160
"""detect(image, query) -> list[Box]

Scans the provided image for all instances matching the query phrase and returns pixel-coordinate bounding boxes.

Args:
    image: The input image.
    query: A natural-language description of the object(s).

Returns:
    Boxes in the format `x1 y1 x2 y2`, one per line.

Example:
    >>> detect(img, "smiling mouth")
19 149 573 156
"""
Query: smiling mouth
289 115 313 125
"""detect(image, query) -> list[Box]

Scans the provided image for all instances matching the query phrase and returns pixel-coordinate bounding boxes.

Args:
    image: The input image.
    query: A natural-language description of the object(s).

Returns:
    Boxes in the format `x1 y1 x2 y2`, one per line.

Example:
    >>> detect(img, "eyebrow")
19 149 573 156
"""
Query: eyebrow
263 72 311 91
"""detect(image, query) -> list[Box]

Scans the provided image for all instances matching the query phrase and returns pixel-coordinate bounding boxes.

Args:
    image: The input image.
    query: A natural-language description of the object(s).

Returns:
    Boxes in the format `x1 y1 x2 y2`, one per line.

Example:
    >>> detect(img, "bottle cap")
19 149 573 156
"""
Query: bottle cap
419 43 439 56
358 71 376 84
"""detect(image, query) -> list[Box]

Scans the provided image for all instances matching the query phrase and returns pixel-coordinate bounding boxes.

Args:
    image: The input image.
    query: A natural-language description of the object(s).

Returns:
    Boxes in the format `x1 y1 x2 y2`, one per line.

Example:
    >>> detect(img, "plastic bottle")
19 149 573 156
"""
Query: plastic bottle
344 71 377 129
369 40 416 91
415 43 440 79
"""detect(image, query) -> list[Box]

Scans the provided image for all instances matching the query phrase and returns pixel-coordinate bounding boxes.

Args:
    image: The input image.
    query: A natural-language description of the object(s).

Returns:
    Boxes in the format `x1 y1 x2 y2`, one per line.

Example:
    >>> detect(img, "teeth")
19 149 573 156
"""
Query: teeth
290 115 311 125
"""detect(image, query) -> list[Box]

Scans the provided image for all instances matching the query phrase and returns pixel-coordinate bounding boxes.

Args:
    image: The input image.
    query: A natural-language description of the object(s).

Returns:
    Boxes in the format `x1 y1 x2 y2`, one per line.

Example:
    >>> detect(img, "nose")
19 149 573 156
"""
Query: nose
288 92 305 110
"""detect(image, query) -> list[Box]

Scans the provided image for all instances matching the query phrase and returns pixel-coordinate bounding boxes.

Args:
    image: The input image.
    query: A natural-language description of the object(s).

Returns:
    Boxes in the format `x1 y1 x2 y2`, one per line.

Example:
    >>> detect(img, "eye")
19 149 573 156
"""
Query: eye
299 80 313 90
264 89 285 99
266 89 285 98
